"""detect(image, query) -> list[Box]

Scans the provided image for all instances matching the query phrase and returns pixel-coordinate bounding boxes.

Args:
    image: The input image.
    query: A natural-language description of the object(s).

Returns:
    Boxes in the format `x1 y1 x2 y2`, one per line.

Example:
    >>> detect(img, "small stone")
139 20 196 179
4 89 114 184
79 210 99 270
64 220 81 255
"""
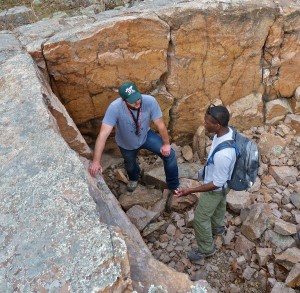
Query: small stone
190 270 208 281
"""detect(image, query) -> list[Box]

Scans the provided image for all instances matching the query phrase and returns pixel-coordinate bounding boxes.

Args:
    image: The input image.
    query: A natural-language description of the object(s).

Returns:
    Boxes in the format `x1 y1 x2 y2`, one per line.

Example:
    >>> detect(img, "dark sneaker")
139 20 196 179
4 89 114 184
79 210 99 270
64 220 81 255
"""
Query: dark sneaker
212 226 225 236
188 246 216 264
127 180 138 192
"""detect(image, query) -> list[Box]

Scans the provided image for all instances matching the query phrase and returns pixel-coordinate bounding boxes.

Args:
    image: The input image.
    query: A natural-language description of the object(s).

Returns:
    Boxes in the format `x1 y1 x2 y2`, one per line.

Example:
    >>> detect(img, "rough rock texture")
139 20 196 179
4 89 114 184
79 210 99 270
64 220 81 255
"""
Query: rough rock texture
1 30 92 159
1 1 300 292
9 0 300 144
241 203 272 241
0 31 213 293
42 13 170 129
103 121 300 293
86 164 213 293
0 6 35 30
0 32 131 293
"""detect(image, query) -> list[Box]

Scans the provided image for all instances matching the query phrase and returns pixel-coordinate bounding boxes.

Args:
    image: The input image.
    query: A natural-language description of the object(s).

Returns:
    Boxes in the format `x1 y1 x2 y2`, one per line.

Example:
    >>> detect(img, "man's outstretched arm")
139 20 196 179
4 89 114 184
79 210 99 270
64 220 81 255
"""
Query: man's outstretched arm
174 181 220 197
89 123 113 176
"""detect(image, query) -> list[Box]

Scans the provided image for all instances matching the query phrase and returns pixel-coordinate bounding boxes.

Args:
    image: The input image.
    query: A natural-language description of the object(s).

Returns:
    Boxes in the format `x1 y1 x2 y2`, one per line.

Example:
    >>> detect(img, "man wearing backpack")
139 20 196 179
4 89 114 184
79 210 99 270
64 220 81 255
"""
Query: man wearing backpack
174 105 236 264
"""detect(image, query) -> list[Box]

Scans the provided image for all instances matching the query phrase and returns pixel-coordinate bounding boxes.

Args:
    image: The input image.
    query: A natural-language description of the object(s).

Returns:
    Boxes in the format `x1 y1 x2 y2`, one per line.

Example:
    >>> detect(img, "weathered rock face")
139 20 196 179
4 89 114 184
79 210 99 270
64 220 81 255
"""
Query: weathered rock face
0 6 35 30
0 32 214 293
41 13 170 143
0 32 131 292
12 0 300 144
2 1 300 292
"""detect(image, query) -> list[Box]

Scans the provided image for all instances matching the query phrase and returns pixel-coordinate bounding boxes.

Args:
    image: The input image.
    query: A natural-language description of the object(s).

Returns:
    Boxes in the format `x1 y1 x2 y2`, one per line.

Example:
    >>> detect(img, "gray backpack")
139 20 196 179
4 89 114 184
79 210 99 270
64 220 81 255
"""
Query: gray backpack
206 128 260 191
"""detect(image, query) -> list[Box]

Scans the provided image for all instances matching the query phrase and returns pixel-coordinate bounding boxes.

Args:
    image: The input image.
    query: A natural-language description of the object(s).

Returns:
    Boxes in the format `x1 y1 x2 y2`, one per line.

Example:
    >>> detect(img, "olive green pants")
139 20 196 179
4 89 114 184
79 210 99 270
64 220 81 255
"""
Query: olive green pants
193 189 229 253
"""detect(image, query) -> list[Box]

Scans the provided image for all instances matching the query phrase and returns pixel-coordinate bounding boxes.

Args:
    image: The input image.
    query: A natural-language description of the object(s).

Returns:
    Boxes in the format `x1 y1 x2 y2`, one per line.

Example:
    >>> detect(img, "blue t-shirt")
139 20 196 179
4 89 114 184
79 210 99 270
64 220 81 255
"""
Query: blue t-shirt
102 94 162 150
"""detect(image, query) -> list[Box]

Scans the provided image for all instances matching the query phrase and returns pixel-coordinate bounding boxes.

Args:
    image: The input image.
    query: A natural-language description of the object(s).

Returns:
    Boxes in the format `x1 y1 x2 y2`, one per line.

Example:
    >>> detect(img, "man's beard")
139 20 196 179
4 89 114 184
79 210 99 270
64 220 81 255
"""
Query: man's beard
127 104 140 110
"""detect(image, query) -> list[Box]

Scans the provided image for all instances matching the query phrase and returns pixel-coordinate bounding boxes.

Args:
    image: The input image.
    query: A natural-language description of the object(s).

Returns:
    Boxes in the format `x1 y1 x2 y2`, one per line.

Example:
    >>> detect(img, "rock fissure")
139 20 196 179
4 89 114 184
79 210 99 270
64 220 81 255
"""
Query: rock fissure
201 12 209 99
219 48 246 103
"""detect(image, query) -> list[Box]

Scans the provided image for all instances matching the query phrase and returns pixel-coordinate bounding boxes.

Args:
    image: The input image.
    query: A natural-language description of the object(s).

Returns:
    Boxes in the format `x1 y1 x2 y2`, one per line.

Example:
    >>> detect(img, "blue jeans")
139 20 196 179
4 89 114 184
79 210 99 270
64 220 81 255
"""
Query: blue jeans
119 129 179 190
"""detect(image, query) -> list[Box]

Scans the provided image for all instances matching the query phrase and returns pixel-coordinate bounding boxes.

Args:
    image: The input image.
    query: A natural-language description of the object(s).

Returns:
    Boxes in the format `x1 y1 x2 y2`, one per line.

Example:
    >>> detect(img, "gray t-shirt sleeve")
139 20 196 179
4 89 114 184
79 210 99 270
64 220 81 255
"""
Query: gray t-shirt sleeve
102 102 118 126
150 97 162 121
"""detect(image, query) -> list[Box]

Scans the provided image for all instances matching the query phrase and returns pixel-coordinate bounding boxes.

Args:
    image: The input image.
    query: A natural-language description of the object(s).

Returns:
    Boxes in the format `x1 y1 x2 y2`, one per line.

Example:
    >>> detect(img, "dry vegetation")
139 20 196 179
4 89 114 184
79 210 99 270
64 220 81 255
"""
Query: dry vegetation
0 0 133 20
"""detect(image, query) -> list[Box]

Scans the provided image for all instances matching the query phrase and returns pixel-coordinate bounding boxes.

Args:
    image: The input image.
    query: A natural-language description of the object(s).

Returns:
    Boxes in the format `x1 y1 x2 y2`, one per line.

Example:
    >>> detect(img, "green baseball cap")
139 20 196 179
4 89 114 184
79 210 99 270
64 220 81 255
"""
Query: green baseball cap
119 81 142 103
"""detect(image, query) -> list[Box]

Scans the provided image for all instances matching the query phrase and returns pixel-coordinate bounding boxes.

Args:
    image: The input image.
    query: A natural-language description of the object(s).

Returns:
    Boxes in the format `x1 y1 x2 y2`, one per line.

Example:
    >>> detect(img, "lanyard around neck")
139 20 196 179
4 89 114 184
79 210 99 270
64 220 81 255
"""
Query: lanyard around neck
124 100 142 136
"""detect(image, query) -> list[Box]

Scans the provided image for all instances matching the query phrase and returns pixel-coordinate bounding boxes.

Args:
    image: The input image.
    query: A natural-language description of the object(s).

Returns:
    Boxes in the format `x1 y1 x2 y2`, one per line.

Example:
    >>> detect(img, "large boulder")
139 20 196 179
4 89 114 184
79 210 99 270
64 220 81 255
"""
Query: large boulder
0 32 131 292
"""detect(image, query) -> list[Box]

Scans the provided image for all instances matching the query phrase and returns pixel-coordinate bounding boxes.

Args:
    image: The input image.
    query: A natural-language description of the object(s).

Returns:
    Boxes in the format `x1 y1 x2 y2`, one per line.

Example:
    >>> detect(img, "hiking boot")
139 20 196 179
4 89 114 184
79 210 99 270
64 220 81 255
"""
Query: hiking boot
212 226 225 236
127 180 138 192
187 246 216 264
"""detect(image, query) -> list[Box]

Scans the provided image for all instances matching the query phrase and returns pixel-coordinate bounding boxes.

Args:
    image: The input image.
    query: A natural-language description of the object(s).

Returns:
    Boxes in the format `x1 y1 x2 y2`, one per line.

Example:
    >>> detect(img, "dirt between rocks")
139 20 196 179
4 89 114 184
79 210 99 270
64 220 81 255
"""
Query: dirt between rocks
103 157 264 293
102 124 300 293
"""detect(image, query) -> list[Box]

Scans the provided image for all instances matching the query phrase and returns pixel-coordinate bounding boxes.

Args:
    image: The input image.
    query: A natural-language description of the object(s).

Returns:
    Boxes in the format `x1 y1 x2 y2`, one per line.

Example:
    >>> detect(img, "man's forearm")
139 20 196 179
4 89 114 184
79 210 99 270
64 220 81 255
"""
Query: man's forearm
158 125 170 145
174 180 221 197
189 181 219 194
92 123 113 163
93 136 106 163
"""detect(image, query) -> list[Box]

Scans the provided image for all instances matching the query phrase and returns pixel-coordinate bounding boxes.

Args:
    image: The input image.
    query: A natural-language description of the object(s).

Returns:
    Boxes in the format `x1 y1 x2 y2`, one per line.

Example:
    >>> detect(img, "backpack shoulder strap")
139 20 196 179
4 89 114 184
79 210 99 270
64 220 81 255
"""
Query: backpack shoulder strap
206 138 241 166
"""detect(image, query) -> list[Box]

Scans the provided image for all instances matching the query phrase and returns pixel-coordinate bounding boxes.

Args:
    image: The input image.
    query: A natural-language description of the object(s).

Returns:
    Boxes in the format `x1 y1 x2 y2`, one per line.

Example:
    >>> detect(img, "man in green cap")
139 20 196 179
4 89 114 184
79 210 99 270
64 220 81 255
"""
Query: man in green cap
89 81 179 193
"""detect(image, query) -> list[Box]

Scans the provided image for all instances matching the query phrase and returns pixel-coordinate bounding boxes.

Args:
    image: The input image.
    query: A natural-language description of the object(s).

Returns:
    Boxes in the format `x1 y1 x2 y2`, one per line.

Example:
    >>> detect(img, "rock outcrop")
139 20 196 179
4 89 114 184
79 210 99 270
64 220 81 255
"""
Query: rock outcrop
9 0 300 145
0 32 132 292
0 32 213 292
1 0 300 292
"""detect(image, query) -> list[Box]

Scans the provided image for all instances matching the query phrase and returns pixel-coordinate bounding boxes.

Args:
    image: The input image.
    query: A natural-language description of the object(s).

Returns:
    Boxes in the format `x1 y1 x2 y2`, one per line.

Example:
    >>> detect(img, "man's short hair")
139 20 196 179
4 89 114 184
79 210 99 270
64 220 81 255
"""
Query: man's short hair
206 105 230 127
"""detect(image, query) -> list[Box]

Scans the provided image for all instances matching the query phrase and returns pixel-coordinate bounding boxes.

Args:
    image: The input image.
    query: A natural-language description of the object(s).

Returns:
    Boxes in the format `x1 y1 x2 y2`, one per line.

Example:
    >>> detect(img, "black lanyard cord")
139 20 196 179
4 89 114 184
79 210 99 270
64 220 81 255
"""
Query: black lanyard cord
124 101 142 135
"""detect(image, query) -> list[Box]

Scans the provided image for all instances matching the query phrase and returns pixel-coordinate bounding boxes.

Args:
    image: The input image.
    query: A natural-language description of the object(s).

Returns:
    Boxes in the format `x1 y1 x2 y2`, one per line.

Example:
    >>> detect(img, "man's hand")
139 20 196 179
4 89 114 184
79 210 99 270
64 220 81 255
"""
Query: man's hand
89 161 102 177
160 144 171 157
174 188 191 198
